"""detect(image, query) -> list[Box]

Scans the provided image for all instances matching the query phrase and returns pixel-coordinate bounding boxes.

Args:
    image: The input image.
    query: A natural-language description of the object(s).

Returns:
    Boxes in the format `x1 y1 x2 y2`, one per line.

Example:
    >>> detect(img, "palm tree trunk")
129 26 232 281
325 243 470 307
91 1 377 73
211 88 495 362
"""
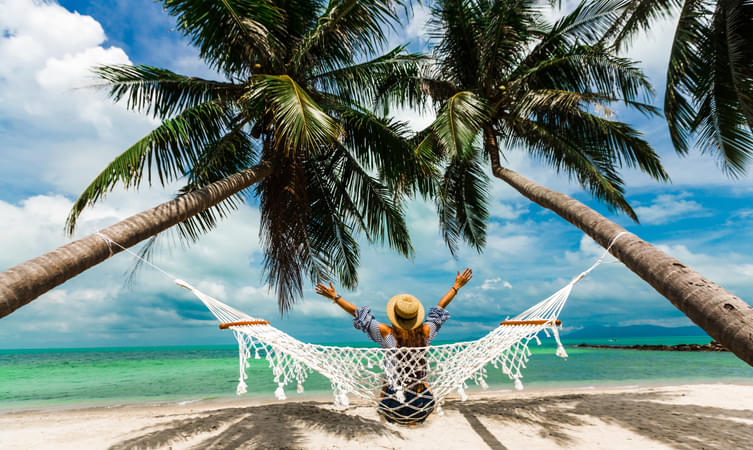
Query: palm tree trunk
485 131 753 367
0 163 272 319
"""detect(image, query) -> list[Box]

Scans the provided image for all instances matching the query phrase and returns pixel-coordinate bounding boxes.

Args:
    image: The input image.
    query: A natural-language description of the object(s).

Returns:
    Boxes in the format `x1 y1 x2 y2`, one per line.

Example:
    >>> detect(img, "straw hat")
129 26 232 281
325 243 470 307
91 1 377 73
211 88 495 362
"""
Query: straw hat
386 294 425 330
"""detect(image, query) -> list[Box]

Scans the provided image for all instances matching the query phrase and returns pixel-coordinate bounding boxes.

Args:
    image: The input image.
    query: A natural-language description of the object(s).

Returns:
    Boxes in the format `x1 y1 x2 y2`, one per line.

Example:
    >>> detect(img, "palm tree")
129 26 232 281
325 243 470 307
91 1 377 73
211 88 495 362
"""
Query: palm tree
603 0 753 176
385 0 753 366
0 0 429 316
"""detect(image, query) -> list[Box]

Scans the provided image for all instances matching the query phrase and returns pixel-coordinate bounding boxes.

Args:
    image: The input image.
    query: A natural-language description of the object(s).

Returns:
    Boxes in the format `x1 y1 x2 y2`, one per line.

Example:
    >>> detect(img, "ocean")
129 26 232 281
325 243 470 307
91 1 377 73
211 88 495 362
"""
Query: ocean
2 336 752 411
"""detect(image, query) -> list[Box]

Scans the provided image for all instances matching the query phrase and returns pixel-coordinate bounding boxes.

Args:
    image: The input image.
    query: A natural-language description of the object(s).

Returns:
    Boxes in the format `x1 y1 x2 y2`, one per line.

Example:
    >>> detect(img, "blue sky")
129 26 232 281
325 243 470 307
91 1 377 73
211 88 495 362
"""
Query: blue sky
1 0 752 349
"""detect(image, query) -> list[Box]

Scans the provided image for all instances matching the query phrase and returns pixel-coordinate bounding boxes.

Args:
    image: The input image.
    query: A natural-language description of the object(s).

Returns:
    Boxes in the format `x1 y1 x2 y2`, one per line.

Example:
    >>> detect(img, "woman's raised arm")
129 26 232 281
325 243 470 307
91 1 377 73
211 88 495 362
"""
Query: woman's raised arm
438 269 472 308
315 282 357 316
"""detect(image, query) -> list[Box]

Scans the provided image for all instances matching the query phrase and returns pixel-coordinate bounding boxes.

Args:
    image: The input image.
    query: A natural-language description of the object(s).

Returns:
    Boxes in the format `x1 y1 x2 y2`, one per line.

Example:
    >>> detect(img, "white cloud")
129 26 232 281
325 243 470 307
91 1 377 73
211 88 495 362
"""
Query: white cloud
0 0 157 194
489 201 528 221
655 243 753 288
405 4 432 41
0 0 136 127
392 104 435 131
0 190 268 347
0 0 106 57
634 193 707 225
196 280 227 299
733 209 753 220
480 278 513 290
486 234 535 255
618 317 695 328
295 299 345 319
622 13 680 83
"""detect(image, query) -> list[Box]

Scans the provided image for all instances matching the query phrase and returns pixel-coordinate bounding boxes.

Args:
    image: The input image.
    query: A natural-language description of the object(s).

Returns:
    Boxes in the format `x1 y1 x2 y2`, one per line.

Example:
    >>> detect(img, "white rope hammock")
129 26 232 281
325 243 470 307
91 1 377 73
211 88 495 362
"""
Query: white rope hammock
97 230 626 424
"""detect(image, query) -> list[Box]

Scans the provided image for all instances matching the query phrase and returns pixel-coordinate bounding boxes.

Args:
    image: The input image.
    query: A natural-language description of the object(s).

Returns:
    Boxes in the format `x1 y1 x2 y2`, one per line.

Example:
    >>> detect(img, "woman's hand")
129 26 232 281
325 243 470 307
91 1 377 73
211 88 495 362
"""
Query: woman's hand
439 269 472 308
316 282 357 316
315 282 338 300
454 268 473 289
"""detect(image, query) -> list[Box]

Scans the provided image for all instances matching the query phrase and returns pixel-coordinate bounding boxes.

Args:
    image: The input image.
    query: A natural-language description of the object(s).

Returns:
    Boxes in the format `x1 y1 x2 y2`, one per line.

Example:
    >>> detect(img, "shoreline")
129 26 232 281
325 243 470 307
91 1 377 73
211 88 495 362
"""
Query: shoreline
2 383 753 449
572 341 729 352
5 378 753 415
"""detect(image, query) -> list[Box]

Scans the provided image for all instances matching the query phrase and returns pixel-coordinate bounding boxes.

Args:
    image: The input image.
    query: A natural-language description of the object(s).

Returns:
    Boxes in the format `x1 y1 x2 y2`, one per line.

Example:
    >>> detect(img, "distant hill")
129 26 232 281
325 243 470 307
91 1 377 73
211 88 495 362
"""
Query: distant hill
564 324 708 339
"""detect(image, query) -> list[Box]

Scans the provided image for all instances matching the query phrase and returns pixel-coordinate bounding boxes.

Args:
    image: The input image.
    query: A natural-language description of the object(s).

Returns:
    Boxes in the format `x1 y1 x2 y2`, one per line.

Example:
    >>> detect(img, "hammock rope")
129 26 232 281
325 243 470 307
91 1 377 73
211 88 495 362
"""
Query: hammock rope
97 230 627 423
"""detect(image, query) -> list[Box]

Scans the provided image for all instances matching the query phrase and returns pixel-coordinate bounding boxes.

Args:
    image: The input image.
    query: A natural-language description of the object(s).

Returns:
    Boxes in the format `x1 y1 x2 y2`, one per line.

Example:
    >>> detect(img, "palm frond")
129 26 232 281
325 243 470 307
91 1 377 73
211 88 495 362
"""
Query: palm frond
664 0 707 154
174 123 259 243
691 0 753 177
305 157 360 288
250 74 342 153
601 0 682 51
309 46 426 108
431 0 484 87
512 88 657 120
162 0 284 75
437 151 489 256
523 100 668 181
521 0 628 70
330 103 436 197
334 144 414 258
92 64 240 119
550 0 629 44
511 46 655 110
291 0 405 73
372 60 458 113
432 91 489 162
257 154 313 313
503 117 637 220
723 0 753 131
478 0 540 88
66 101 234 234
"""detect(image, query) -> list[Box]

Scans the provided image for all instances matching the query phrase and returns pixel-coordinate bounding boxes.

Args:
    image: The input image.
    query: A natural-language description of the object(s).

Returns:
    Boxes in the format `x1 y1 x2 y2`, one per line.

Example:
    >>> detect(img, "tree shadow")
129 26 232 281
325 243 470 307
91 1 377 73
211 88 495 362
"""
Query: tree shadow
446 394 587 445
446 391 753 449
108 401 401 450
456 404 509 450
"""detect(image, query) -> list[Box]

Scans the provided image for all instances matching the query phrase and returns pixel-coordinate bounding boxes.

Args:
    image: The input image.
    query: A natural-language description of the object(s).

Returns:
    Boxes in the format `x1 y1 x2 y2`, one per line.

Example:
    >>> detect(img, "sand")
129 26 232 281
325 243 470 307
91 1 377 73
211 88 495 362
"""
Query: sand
2 383 753 449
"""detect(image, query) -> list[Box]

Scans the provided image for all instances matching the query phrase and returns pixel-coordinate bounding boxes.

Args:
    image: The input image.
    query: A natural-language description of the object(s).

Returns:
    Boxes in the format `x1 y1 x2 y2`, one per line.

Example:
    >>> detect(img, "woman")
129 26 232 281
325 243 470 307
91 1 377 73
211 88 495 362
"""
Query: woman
315 269 473 424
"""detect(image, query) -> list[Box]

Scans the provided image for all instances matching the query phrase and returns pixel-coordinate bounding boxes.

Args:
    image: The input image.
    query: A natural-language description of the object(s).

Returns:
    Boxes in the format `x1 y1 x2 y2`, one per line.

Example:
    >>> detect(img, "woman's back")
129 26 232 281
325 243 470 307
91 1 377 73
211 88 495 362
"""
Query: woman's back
314 268 473 425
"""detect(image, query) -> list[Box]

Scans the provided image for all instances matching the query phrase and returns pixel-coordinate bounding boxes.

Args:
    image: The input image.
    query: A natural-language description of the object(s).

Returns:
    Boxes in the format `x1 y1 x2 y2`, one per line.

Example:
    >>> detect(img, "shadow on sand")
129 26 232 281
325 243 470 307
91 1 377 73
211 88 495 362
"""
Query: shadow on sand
109 401 400 450
447 391 753 449
109 392 753 449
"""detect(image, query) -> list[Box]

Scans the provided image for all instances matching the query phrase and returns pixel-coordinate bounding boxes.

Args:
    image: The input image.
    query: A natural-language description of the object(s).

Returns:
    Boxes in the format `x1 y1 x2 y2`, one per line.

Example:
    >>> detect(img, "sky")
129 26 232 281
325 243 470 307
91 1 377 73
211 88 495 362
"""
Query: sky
1 0 752 349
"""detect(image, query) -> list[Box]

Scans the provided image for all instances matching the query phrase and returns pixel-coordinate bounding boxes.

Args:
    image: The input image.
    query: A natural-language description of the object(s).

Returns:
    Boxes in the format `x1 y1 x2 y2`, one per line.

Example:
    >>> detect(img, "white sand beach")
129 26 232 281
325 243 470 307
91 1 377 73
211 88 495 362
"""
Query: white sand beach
2 383 752 449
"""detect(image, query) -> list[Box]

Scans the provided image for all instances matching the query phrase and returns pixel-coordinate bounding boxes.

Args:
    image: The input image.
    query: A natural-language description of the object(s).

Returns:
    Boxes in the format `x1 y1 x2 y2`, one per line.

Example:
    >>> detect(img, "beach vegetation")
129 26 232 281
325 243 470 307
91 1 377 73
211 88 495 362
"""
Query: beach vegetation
604 0 753 177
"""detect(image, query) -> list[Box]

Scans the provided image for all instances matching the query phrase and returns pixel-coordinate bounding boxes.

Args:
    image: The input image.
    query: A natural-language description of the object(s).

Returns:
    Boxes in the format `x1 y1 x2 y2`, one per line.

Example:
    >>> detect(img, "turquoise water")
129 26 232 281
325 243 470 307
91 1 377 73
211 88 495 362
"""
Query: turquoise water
1 337 751 411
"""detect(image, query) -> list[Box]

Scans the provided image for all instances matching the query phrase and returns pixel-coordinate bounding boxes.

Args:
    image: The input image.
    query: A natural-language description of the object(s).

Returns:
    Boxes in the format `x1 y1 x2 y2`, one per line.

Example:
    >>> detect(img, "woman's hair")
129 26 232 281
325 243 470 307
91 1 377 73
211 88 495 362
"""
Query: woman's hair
390 325 427 348
390 325 428 386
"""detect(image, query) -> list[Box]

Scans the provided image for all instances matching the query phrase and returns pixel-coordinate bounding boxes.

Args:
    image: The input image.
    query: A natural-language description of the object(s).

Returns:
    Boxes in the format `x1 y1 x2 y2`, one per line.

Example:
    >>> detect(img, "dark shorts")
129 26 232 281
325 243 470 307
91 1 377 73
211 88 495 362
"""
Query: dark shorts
378 385 435 424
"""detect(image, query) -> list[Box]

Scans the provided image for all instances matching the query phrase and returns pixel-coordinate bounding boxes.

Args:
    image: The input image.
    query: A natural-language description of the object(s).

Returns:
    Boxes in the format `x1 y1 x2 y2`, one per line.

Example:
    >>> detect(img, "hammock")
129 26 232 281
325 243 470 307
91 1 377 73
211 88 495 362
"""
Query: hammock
172 235 623 424
96 230 624 424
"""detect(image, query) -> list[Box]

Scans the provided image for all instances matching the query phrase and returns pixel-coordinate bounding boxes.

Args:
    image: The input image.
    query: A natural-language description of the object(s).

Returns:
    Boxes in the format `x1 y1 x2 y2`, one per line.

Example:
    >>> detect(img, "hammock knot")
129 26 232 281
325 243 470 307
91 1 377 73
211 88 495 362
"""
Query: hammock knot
274 384 287 401
457 386 468 402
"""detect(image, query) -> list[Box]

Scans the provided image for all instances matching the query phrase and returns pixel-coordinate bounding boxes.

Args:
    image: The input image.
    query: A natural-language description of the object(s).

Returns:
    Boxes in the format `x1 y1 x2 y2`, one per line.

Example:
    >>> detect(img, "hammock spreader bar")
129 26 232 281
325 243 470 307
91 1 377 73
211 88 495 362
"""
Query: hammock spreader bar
499 319 562 326
219 320 270 329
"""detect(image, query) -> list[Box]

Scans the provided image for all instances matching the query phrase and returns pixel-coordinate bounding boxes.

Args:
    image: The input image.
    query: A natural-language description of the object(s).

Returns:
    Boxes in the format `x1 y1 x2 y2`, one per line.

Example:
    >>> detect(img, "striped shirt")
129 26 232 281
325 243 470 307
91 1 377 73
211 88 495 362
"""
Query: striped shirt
353 306 451 348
